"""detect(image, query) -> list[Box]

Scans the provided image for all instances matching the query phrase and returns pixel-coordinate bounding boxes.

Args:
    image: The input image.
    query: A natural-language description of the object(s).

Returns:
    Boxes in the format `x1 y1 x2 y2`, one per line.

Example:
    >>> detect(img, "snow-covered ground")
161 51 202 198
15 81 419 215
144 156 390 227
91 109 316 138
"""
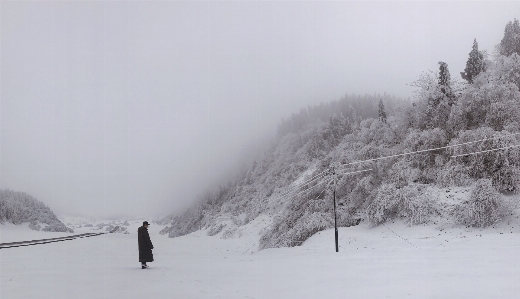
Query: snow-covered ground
2 214 520 299
0 222 77 244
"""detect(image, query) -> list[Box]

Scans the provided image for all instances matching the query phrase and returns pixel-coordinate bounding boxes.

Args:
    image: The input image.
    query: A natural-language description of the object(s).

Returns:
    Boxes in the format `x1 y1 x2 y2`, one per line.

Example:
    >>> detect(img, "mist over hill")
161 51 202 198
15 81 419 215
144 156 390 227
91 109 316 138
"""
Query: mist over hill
160 19 520 249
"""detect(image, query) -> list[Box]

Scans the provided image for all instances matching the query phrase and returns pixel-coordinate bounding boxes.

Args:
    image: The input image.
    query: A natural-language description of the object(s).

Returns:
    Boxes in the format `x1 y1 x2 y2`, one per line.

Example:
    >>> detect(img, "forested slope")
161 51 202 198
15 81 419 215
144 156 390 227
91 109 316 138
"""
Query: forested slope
0 189 73 232
160 19 520 249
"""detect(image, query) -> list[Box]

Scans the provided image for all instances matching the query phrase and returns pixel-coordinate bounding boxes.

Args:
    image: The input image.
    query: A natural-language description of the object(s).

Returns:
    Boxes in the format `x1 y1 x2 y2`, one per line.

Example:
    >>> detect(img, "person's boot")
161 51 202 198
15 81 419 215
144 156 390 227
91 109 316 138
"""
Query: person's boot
141 264 149 269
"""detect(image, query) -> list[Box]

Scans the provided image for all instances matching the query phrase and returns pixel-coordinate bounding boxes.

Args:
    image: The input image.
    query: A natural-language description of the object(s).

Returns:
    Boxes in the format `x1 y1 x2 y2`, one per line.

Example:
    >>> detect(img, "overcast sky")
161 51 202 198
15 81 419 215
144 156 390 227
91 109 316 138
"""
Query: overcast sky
1 1 519 219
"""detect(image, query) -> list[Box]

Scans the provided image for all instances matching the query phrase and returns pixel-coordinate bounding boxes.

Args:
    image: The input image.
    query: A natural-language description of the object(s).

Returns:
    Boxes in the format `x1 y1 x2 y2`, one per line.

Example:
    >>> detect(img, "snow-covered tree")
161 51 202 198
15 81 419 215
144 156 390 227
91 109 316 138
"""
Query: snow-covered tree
449 55 520 132
409 64 459 131
492 53 520 92
499 18 520 57
403 128 448 172
461 39 486 84
378 99 387 123
450 128 520 191
328 113 350 146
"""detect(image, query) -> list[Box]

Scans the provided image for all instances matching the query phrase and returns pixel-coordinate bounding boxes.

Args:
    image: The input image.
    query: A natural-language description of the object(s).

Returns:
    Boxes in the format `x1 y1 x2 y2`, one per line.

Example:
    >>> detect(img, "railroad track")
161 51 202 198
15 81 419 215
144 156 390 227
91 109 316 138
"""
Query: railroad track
0 232 107 249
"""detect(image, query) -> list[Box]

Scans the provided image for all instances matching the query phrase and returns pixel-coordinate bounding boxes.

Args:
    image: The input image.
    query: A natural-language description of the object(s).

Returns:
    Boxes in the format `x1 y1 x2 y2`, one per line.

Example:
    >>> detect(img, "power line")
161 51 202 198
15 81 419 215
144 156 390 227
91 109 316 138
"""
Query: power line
451 143 520 158
336 168 373 176
336 131 520 169
276 168 373 203
280 168 330 194
271 132 520 203
272 132 520 204
269 169 330 202
275 178 332 203
271 168 329 198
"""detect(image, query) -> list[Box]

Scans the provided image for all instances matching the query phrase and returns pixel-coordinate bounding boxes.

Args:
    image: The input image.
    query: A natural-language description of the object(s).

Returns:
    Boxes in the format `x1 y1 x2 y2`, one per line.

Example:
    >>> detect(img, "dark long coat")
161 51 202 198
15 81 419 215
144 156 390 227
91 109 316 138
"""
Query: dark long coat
138 226 154 263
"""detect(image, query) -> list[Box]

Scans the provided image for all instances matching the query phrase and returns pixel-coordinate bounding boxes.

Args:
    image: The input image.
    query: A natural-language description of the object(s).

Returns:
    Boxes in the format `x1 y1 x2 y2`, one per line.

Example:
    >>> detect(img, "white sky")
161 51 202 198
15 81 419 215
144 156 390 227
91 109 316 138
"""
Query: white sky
1 1 519 219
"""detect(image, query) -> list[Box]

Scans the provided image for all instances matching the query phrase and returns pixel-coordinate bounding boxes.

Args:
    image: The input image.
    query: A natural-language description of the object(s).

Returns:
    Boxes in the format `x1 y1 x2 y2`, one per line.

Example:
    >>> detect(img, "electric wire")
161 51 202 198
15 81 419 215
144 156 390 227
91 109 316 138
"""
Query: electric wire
272 133 520 203
269 170 330 202
335 168 373 176
274 168 373 204
280 168 330 194
451 143 520 158
276 178 332 203
270 168 330 200
336 131 520 170
269 172 328 203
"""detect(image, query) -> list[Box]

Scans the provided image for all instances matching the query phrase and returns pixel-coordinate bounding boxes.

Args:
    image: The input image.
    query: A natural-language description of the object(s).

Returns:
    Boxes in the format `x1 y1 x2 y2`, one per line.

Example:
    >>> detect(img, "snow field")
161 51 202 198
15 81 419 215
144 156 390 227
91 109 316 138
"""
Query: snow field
2 218 520 299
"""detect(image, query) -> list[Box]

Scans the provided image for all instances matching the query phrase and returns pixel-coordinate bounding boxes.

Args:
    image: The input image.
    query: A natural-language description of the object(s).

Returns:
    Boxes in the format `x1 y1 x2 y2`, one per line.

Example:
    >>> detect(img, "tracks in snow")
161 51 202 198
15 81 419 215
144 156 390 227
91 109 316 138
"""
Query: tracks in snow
0 232 107 249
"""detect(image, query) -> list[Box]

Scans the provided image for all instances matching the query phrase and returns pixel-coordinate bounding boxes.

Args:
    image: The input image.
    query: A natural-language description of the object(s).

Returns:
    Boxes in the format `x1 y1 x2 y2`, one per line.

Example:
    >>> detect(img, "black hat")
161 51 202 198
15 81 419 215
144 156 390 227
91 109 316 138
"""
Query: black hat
143 221 150 226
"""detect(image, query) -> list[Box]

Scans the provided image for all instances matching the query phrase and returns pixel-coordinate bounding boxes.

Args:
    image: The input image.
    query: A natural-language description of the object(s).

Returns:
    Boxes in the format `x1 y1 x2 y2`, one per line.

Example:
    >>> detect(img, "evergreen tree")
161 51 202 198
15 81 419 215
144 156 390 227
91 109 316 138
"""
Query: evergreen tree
460 39 485 84
499 19 520 57
378 99 387 123
438 62 450 91
437 61 455 104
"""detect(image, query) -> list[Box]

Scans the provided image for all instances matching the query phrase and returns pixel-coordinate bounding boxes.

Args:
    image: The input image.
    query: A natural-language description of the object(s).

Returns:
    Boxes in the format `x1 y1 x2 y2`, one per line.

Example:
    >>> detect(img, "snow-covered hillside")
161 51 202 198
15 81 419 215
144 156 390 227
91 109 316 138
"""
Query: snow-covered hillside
160 22 520 248
0 189 73 233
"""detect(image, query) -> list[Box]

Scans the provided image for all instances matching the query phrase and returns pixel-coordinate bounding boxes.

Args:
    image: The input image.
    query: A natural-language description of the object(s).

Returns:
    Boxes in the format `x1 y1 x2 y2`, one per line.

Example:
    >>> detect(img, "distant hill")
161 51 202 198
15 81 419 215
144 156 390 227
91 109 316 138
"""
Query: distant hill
160 19 520 249
0 189 73 233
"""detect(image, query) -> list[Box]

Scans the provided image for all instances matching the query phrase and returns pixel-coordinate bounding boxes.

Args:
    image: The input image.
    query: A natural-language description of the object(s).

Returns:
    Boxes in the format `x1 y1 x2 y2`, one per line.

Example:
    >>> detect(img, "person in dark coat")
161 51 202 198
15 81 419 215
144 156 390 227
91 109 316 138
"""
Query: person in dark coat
138 221 154 269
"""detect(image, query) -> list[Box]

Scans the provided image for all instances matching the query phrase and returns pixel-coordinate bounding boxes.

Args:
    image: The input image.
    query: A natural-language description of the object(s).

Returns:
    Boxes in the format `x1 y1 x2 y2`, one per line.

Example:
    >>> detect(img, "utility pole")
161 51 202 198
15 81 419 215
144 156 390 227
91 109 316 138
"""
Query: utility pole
332 164 338 252
329 166 372 253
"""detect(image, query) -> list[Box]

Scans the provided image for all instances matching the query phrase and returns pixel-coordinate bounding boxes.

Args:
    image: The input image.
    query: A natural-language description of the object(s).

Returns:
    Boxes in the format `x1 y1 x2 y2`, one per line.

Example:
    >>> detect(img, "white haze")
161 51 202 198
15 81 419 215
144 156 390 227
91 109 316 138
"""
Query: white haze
1 1 519 219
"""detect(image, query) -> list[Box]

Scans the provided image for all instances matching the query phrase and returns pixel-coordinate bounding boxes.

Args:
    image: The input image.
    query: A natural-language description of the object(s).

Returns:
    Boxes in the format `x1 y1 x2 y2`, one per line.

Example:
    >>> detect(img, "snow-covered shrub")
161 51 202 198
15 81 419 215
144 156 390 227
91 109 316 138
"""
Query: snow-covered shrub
231 215 242 226
109 226 127 233
159 226 171 235
43 222 74 233
455 179 504 227
387 159 421 188
398 185 436 226
29 222 41 231
207 223 226 236
366 184 435 226
365 183 400 225
260 185 334 249
436 163 473 187
221 226 237 239
345 174 377 210
284 212 333 247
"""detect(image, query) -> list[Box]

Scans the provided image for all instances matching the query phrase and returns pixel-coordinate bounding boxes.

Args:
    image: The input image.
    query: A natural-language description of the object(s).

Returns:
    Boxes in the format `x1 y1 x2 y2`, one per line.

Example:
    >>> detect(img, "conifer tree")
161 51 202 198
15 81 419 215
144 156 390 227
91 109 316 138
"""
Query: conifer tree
438 61 451 90
499 19 520 57
437 61 455 104
378 99 387 123
460 39 485 84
